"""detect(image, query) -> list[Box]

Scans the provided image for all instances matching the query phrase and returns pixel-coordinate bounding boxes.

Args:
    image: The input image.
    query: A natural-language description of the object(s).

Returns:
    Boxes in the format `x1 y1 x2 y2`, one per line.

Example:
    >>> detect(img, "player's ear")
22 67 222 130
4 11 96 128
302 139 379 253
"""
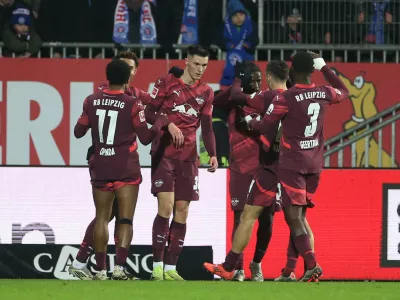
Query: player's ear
133 68 137 75
185 58 189 66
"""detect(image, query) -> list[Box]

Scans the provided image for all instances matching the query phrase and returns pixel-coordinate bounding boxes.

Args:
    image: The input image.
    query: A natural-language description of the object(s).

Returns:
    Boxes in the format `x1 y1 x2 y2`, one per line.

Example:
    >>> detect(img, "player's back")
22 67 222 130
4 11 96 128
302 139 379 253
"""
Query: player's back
279 83 339 174
86 89 140 180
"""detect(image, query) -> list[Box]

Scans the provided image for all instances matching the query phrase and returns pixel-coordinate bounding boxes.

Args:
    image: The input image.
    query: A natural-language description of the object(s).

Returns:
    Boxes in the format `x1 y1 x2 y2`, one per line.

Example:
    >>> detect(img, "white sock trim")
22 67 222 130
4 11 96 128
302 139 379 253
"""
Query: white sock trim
153 261 163 269
72 259 87 269
164 264 176 272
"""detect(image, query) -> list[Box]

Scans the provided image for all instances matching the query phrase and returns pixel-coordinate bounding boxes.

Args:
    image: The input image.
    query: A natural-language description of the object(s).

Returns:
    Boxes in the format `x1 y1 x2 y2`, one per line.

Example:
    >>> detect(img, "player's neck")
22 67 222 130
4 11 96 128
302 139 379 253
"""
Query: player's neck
108 84 124 91
181 69 197 85
270 83 287 91
294 76 312 85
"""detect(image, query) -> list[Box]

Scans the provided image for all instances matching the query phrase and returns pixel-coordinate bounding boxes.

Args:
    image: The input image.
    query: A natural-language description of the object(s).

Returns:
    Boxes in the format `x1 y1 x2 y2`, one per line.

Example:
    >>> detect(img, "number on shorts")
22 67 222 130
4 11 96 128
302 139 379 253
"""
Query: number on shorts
96 109 119 145
276 182 282 201
304 103 320 137
193 176 199 191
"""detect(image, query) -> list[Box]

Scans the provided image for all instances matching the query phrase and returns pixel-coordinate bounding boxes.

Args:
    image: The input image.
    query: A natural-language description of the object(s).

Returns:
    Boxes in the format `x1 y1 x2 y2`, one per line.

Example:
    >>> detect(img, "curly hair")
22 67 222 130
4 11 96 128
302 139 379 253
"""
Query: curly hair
113 50 140 68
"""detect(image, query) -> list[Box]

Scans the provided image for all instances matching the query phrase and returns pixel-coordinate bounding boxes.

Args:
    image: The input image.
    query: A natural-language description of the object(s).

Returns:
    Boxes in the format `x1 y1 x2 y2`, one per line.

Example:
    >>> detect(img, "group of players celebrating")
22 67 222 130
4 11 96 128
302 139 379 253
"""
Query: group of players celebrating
67 44 348 282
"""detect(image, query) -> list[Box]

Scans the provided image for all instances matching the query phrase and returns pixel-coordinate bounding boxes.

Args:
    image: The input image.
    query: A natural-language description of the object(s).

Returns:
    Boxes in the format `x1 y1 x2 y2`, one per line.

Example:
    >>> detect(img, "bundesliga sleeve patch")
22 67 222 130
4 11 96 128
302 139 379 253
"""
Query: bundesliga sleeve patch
150 86 159 99
139 110 146 122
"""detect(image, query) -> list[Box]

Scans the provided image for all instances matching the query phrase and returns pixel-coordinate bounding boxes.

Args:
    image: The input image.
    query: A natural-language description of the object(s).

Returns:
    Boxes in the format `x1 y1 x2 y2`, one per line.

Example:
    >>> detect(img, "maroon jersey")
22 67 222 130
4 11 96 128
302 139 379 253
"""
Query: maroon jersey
145 74 214 161
250 67 348 174
98 83 152 105
75 89 167 181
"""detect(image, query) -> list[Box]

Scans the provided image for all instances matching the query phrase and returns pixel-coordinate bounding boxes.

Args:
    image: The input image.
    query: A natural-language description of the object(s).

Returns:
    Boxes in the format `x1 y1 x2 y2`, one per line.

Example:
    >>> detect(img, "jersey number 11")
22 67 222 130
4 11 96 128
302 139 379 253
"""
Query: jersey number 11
96 109 119 145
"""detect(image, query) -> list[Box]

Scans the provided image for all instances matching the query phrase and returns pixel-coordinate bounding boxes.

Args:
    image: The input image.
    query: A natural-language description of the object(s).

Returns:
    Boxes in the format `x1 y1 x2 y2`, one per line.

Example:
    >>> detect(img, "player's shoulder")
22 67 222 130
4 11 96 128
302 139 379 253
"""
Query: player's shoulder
197 81 214 97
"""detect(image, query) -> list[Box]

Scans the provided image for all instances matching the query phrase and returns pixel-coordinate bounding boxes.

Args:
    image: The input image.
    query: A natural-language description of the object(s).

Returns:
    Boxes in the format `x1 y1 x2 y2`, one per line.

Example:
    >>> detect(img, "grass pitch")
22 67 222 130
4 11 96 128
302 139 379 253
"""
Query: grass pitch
0 280 399 300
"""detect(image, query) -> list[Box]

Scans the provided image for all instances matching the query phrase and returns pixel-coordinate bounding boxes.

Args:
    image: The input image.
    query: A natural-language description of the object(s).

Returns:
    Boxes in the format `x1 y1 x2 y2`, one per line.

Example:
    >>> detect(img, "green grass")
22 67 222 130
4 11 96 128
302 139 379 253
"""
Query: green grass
0 280 400 300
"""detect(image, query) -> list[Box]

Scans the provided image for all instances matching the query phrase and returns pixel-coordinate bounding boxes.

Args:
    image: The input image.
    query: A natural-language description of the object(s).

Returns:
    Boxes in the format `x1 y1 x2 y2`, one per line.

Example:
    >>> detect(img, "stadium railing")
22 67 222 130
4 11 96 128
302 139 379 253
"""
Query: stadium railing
324 103 400 168
255 44 400 63
0 42 223 60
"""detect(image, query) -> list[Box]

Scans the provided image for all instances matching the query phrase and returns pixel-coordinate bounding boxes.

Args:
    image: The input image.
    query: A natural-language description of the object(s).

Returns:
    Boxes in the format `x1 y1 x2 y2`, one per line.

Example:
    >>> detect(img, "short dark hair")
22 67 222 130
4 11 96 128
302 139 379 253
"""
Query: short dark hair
113 50 139 68
187 44 210 58
106 60 131 85
266 60 289 81
242 61 261 76
292 51 314 74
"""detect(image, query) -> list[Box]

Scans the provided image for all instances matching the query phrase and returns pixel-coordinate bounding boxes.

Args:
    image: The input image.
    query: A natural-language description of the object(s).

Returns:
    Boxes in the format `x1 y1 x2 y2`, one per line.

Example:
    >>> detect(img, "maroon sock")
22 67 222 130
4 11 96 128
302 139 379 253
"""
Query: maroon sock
76 218 95 263
95 252 106 271
222 250 240 272
283 236 299 276
116 247 129 267
152 214 169 262
164 221 187 265
235 253 244 270
293 234 316 270
114 219 119 246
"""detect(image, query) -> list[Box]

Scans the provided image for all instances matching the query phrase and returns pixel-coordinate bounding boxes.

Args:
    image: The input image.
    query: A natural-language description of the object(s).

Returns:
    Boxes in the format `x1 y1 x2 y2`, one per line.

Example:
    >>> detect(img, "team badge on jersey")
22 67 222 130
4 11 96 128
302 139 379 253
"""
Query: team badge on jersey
266 103 274 115
195 97 204 105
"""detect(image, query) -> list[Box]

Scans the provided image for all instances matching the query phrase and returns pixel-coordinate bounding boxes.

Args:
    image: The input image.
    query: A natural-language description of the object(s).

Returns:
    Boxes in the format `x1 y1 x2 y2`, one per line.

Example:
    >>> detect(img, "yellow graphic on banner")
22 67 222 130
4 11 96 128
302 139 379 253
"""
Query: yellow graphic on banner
337 71 396 167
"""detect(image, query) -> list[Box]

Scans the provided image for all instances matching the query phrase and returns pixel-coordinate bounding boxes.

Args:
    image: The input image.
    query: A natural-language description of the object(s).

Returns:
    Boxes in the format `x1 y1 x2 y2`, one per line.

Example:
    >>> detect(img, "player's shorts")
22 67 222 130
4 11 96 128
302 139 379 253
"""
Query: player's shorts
91 176 143 193
246 166 280 211
229 169 254 211
279 169 320 208
151 156 199 201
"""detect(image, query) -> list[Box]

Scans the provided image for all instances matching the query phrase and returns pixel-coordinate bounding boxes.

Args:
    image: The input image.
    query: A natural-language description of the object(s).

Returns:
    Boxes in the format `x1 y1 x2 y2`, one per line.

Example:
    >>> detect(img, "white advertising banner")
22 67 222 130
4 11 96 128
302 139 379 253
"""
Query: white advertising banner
0 167 227 263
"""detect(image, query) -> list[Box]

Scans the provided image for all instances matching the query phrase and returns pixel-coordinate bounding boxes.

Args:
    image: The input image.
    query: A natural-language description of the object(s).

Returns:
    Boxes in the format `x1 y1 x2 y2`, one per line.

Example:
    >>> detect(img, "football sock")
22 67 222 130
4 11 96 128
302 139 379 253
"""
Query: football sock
114 218 119 245
223 250 240 272
293 234 316 270
164 264 176 272
95 252 106 271
164 220 186 265
152 214 169 262
116 247 129 267
283 236 299 276
76 218 95 263
235 253 244 270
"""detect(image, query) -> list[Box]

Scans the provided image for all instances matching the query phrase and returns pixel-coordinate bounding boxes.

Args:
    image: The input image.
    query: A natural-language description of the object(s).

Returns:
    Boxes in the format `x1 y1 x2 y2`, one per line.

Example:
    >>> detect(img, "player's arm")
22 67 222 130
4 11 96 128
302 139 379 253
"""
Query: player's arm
74 97 90 139
230 78 249 106
144 76 167 125
132 101 170 146
248 94 288 135
310 52 349 103
201 89 218 172
137 89 152 105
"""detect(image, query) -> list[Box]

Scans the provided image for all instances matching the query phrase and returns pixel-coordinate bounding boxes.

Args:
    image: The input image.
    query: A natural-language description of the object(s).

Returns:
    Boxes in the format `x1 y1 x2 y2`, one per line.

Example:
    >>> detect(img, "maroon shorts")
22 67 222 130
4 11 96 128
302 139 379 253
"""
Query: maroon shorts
279 169 320 208
247 166 280 211
229 170 254 211
151 156 199 201
91 176 142 193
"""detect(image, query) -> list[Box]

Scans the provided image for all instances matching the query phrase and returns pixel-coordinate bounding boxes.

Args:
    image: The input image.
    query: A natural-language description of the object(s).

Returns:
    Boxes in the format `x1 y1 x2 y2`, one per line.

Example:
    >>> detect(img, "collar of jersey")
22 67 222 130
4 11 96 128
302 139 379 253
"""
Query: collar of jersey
295 83 316 89
178 78 200 88
103 89 124 95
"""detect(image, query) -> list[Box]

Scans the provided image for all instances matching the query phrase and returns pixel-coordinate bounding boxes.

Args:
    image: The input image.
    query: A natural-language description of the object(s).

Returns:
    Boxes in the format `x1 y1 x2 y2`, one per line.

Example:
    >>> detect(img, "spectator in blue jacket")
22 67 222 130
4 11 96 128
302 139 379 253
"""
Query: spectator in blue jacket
220 0 258 89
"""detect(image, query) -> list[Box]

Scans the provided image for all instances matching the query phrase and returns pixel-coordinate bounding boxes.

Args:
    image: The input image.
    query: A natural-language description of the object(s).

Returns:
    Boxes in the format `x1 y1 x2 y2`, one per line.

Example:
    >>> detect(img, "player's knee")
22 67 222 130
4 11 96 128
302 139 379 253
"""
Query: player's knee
174 202 189 222
240 210 257 226
119 218 133 226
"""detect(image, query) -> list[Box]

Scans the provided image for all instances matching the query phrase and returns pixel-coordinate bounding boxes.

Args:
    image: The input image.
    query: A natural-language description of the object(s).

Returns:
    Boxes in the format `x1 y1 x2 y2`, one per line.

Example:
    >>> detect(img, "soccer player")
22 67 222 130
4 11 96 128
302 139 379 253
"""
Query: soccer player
73 59 170 280
69 50 147 280
145 44 218 281
248 52 349 282
211 61 271 281
204 60 289 281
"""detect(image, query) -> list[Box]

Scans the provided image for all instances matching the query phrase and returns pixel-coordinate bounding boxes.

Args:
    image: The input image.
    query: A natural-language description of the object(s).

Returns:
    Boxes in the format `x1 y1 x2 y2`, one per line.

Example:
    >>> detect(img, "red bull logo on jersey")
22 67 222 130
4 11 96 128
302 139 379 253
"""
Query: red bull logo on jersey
171 103 199 117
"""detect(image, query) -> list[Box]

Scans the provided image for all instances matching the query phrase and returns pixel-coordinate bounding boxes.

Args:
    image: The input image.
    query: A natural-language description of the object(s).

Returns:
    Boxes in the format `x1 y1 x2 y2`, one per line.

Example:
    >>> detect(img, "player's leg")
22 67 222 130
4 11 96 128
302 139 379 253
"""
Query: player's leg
229 170 254 281
92 185 115 280
150 157 176 280
248 168 278 281
163 160 197 281
280 171 322 282
111 182 140 280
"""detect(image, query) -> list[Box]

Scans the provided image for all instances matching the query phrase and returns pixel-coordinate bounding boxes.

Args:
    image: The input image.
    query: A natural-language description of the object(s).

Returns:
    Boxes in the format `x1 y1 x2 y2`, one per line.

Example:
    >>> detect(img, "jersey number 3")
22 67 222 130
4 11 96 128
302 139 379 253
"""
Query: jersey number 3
96 109 119 145
304 103 320 137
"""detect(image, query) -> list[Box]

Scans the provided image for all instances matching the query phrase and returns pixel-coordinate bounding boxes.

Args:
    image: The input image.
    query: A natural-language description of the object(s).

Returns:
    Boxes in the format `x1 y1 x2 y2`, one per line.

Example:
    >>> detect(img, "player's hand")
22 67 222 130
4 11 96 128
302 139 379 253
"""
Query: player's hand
207 156 218 173
234 61 245 80
168 66 184 78
308 51 326 71
168 123 184 147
